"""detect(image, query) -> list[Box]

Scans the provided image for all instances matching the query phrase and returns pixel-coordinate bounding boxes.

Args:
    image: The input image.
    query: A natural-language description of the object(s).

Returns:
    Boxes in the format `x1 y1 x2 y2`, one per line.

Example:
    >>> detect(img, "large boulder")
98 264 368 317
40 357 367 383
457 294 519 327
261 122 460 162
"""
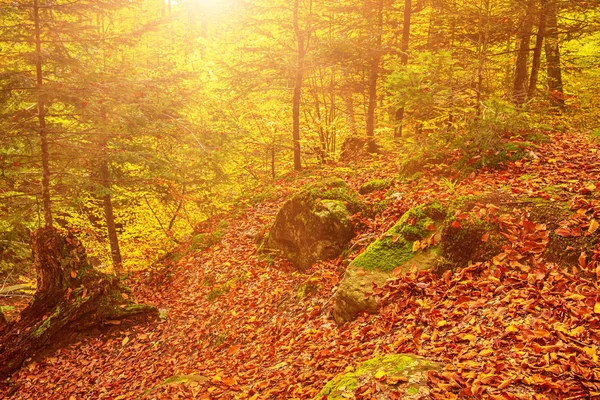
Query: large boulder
269 178 361 271
333 195 512 325
333 202 446 325
315 354 441 400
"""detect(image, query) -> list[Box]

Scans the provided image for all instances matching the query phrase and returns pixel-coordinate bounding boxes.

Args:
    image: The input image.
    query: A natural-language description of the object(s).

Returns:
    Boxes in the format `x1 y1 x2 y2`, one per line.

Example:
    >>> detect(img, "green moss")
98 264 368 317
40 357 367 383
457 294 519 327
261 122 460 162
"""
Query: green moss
299 178 363 214
315 200 350 222
0 305 15 313
545 233 598 266
407 387 419 395
372 200 390 215
359 179 391 195
351 202 446 272
248 185 278 205
526 132 551 144
315 354 439 400
351 238 414 272
32 307 60 338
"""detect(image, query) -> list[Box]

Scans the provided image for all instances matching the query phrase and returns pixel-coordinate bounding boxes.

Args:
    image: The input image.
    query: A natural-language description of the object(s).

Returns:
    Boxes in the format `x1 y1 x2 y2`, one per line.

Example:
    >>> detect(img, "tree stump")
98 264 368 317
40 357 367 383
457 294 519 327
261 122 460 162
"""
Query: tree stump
0 227 157 379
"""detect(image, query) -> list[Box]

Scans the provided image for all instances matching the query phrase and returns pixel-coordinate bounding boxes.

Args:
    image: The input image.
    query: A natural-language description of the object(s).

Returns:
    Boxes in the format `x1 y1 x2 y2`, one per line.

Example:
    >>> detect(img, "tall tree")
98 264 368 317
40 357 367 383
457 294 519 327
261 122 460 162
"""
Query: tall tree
33 0 52 227
365 0 384 152
544 0 564 109
394 0 412 137
528 0 547 100
513 0 536 106
292 0 307 170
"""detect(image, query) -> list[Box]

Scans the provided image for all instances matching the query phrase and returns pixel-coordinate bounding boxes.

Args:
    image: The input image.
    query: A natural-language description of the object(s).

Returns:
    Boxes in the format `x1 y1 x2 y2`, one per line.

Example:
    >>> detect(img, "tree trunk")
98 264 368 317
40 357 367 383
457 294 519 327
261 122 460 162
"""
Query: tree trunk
394 0 411 138
528 0 547 100
99 157 123 276
366 0 383 152
0 227 156 379
475 0 490 116
544 0 564 109
341 75 358 137
513 0 535 106
33 0 52 227
292 0 305 171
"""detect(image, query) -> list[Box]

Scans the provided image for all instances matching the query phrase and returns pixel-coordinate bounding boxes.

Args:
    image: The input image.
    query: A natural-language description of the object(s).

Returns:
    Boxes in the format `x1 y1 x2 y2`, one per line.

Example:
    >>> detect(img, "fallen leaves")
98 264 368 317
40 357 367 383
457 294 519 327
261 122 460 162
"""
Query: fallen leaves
3 132 600 400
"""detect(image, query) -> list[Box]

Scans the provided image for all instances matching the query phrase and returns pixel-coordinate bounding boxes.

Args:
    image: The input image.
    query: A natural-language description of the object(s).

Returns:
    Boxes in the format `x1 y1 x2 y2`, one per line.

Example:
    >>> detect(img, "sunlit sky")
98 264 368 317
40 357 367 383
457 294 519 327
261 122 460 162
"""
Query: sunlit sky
169 0 231 14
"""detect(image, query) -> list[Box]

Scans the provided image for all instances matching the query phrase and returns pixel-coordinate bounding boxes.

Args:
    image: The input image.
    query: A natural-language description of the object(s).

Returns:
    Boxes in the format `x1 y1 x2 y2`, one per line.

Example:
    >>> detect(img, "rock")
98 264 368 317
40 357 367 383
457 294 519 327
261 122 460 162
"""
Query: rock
333 202 446 325
333 267 389 324
268 178 361 271
314 354 441 400
359 179 391 195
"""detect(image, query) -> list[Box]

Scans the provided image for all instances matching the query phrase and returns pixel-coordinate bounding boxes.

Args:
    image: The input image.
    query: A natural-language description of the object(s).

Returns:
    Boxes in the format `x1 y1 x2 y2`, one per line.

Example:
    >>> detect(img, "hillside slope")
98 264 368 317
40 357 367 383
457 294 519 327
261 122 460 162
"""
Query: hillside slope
1 132 600 399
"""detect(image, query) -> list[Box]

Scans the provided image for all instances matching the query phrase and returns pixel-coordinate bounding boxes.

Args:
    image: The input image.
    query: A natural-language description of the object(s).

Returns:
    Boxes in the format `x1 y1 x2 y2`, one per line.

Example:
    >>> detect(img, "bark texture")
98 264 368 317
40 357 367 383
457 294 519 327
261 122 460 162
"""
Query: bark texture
0 227 157 379
544 0 564 109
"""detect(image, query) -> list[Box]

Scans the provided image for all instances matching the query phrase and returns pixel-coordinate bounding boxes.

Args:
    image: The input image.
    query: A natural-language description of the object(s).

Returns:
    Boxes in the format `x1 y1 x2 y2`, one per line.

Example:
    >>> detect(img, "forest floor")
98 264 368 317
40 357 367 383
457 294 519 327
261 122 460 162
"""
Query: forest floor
1 131 600 399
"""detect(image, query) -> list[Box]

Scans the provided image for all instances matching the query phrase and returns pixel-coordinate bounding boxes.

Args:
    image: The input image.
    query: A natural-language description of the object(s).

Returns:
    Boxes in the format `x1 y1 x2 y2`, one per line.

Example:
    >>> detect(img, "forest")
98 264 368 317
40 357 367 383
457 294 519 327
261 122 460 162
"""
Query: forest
1 0 600 398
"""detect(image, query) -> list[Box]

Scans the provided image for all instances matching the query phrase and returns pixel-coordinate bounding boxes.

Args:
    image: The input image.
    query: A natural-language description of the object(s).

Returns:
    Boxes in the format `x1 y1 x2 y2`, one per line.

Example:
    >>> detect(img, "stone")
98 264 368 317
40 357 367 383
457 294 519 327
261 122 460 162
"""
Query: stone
268 179 360 271
333 202 446 325
314 354 441 400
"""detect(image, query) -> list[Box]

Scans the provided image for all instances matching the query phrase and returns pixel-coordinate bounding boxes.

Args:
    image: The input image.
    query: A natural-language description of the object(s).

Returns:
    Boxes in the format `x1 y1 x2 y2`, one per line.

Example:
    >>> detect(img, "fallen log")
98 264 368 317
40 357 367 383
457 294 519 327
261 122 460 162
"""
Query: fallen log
0 227 157 379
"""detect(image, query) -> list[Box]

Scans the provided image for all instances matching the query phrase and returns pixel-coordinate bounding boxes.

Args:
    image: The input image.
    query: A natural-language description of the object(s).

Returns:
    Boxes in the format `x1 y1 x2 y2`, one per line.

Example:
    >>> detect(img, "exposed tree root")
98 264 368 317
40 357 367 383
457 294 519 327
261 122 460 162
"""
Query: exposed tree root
0 227 157 379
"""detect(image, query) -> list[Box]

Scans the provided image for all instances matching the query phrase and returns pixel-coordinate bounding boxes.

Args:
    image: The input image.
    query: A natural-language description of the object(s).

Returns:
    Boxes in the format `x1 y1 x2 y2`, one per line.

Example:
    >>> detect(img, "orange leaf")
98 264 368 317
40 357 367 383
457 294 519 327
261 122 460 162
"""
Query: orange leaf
451 221 461 229
554 227 571 237
579 252 587 269
222 377 237 386
227 345 242 356
588 219 599 235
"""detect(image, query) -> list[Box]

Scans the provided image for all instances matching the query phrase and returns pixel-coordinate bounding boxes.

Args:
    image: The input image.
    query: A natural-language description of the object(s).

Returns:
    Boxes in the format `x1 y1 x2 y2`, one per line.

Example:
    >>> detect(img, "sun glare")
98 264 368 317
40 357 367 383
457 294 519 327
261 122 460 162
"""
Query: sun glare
190 0 230 14
166 0 230 14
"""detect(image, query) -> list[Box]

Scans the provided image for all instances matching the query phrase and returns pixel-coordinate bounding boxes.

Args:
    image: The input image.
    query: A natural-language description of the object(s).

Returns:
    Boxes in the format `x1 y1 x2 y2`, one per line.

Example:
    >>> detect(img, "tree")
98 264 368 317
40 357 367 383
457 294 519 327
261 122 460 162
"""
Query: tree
513 0 536 106
544 0 564 109
394 0 412 137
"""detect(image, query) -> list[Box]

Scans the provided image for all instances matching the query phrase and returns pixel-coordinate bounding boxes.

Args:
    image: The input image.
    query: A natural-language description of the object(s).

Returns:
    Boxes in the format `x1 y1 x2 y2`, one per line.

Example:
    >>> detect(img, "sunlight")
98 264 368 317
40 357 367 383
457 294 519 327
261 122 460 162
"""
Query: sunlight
188 0 230 14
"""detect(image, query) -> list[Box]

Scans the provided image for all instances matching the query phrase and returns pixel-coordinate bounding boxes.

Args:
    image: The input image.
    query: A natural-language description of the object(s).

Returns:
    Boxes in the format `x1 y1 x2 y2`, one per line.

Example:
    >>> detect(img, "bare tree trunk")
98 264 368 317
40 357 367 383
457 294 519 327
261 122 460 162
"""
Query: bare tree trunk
292 0 305 171
513 0 535 106
394 0 412 138
33 0 52 227
475 0 490 116
544 0 564 109
366 0 383 152
528 0 547 100
98 156 123 276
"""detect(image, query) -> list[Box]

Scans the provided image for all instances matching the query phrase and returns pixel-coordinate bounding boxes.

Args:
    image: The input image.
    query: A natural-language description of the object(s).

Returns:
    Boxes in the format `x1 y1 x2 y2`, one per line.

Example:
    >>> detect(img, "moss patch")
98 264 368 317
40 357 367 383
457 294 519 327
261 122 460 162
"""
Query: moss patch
315 354 441 400
359 179 391 195
351 202 446 272
301 177 364 214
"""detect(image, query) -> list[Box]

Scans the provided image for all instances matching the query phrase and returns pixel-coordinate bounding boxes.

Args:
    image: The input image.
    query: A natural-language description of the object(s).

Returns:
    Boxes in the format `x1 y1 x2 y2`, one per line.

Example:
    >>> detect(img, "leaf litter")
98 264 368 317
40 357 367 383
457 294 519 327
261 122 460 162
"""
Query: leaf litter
1 132 600 399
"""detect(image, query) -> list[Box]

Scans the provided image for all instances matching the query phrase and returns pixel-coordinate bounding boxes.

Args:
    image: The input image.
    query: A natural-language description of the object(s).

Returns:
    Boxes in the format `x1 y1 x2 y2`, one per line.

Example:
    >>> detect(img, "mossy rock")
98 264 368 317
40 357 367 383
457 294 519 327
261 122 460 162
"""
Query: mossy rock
333 195 513 325
334 202 446 324
268 178 362 271
315 354 441 400
351 202 446 272
359 179 391 195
